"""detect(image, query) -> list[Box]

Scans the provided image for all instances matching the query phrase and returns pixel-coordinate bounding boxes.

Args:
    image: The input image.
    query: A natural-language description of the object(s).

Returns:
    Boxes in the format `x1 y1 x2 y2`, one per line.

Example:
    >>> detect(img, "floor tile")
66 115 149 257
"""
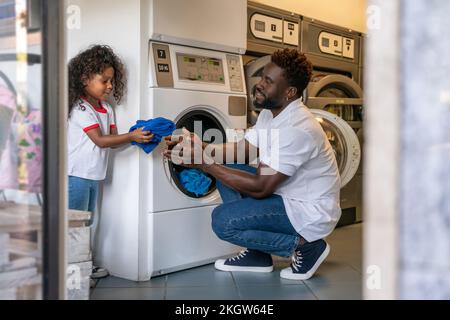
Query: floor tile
89 223 363 300
304 261 362 285
304 282 362 300
166 264 235 287
232 270 299 286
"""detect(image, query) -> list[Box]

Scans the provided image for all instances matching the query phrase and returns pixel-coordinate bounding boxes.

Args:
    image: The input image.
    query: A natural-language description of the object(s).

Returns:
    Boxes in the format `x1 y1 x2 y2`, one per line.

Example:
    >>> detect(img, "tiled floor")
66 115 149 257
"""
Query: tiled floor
90 223 362 300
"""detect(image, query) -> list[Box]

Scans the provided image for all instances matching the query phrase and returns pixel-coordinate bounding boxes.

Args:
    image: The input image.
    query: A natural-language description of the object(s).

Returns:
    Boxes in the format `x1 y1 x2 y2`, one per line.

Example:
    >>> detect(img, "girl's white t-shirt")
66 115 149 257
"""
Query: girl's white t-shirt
67 98 116 181
245 98 341 242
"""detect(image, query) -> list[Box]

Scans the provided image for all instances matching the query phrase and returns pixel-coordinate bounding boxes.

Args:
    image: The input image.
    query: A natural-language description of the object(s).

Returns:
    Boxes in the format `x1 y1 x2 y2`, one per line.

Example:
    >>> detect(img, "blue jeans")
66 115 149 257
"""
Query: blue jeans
68 176 99 214
211 164 300 257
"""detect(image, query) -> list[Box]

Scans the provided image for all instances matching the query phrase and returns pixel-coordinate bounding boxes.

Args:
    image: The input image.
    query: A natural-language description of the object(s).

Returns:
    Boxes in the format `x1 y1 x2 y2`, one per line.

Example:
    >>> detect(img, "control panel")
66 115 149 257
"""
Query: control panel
250 13 283 43
283 20 299 46
176 53 225 84
152 43 174 88
318 31 355 59
226 54 244 92
249 13 298 46
150 42 246 94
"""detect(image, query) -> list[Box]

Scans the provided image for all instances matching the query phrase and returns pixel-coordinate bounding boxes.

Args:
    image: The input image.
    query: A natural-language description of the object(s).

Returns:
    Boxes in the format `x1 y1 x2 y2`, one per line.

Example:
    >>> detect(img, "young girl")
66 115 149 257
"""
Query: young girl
67 45 152 278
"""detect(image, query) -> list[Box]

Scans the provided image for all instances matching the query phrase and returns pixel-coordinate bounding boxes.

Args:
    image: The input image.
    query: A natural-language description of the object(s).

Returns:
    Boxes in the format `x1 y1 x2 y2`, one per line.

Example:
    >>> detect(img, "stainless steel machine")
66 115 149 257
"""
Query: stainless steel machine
244 1 364 226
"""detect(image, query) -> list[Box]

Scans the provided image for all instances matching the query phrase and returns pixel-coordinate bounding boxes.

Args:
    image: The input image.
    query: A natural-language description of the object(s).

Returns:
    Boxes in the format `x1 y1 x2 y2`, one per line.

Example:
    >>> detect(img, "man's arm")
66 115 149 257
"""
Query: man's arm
163 129 285 198
202 162 289 199
209 139 258 165
167 135 258 164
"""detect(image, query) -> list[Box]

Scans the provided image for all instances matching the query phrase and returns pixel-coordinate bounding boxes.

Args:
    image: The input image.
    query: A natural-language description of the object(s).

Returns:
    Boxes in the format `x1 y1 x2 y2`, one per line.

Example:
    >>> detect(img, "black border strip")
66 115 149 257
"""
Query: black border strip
41 0 64 300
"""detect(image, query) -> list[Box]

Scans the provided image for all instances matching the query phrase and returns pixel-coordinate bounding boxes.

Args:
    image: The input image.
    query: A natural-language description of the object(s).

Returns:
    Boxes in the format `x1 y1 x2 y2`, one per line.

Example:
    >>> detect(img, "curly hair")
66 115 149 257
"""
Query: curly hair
271 48 312 97
68 45 125 115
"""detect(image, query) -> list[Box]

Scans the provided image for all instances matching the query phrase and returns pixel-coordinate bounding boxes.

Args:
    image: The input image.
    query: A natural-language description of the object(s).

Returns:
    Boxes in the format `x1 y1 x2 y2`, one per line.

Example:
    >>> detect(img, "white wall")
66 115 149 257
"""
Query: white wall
252 0 367 32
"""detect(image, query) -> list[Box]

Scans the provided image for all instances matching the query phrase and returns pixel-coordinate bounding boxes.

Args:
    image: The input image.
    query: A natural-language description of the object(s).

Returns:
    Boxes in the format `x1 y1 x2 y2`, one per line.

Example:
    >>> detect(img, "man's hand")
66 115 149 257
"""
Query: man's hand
162 128 213 168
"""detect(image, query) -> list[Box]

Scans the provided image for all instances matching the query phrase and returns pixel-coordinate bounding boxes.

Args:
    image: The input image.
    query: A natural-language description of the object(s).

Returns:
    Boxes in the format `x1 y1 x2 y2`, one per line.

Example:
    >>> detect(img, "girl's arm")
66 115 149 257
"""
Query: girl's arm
86 126 154 148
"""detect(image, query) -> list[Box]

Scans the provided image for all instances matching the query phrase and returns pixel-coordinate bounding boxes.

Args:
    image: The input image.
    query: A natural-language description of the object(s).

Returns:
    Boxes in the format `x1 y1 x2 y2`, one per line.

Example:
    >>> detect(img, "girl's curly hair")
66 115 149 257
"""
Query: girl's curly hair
271 48 312 97
68 45 125 115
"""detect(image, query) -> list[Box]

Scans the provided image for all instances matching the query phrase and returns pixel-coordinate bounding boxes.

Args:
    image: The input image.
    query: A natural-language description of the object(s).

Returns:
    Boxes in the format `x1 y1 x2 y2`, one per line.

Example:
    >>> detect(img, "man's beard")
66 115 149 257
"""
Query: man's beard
252 87 280 110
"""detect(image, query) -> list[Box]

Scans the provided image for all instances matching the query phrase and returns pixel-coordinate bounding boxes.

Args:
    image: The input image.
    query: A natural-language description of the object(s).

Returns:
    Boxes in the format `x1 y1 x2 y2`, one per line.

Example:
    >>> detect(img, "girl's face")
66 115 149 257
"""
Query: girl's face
83 66 114 102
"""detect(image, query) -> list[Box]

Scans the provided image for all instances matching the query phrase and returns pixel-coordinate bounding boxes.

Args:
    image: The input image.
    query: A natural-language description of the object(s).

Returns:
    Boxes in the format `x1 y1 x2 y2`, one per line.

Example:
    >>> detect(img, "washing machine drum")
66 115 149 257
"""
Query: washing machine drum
167 110 226 199
244 55 271 125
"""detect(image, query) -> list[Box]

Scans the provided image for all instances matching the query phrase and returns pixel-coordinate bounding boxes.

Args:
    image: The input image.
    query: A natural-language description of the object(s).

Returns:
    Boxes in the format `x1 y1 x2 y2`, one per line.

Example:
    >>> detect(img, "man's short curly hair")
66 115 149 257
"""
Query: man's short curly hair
68 45 125 115
271 48 312 97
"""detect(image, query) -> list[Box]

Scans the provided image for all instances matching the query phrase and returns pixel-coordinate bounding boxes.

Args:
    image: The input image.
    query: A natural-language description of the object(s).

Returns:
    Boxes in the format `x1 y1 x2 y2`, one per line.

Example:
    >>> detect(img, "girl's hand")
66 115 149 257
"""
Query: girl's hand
131 127 154 144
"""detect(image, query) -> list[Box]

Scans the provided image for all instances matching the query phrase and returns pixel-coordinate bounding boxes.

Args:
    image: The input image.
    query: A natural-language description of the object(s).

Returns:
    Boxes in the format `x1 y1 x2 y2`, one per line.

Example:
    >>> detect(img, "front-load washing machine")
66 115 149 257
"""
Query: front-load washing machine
97 42 247 280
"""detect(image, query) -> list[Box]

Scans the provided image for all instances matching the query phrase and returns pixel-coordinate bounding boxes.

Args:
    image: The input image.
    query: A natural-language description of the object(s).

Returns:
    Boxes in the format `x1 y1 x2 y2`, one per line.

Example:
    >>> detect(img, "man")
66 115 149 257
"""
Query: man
163 48 341 280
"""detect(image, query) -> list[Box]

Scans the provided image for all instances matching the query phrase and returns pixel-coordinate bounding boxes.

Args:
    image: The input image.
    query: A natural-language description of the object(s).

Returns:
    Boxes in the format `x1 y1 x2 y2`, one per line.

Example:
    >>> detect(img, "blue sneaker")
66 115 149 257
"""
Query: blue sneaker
215 249 273 272
280 239 330 280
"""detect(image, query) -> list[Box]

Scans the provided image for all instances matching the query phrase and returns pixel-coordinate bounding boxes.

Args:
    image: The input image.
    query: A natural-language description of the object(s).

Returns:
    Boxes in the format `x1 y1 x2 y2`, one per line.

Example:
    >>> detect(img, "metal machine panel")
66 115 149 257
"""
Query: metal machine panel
284 20 300 46
249 13 283 43
247 1 301 55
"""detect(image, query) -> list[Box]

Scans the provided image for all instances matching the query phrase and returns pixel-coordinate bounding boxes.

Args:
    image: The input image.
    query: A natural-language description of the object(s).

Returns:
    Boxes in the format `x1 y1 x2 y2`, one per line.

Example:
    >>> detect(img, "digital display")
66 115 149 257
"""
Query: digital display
288 23 295 30
176 53 225 84
184 57 196 63
322 37 330 48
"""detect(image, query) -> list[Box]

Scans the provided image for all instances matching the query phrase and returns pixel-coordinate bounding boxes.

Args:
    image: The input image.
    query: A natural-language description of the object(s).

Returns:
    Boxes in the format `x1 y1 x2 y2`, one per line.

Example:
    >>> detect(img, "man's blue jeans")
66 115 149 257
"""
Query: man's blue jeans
211 164 301 257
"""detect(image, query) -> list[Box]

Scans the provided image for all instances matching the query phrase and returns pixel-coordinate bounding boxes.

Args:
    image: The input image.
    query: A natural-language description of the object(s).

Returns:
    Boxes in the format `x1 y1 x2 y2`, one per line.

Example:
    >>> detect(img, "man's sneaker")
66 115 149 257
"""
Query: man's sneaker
90 266 109 279
215 249 273 272
280 239 330 280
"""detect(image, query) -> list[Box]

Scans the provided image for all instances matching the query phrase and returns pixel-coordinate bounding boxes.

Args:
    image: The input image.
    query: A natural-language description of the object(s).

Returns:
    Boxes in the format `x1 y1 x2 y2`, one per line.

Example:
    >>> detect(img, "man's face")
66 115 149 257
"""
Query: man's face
253 62 290 110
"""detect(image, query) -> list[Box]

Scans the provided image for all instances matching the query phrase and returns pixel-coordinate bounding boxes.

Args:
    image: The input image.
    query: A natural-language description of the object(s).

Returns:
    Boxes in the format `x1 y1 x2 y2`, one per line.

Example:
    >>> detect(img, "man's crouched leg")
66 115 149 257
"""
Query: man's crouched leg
211 204 273 273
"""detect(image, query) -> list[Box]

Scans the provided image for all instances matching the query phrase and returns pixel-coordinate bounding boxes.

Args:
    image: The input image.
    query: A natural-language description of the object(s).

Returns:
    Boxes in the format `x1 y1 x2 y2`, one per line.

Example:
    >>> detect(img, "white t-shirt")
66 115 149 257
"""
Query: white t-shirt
67 98 116 181
245 98 341 242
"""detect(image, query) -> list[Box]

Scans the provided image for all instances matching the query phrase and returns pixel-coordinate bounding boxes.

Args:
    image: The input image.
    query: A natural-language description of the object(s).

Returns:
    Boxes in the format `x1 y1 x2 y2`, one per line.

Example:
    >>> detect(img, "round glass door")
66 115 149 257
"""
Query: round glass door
310 109 361 188
167 110 226 198
307 74 364 122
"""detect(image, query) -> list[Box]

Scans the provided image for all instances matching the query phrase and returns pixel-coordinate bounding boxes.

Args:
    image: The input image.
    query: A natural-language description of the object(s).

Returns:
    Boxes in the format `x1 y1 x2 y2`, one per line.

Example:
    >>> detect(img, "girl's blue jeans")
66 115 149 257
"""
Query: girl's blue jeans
212 164 301 257
68 175 99 214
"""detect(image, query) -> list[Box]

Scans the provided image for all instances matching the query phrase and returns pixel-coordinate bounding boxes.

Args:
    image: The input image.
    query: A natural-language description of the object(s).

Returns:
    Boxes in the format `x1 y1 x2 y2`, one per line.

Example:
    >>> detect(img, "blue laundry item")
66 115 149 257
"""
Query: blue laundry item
129 117 176 154
179 169 212 197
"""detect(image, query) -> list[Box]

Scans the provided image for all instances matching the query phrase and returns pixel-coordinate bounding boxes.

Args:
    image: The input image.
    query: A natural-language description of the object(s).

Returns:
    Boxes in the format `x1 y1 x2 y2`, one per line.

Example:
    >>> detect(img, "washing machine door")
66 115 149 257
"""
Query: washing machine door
244 55 271 124
305 74 364 122
310 109 361 188
165 108 227 200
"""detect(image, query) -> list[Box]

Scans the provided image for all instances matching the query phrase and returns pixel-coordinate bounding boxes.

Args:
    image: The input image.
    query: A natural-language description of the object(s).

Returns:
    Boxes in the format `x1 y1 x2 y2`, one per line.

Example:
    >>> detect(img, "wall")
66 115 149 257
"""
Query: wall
252 0 367 32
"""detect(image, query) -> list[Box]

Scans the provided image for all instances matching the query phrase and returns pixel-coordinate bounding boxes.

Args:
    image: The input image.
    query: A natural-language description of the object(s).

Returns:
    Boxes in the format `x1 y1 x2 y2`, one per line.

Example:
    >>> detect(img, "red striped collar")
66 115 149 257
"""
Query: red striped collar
80 96 107 114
